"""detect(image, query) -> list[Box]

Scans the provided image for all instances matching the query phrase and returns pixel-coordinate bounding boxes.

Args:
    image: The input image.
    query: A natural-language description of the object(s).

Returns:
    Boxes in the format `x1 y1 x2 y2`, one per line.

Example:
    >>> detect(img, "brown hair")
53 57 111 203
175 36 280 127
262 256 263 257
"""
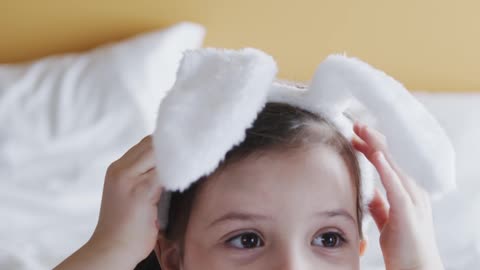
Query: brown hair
166 102 363 243
135 101 363 270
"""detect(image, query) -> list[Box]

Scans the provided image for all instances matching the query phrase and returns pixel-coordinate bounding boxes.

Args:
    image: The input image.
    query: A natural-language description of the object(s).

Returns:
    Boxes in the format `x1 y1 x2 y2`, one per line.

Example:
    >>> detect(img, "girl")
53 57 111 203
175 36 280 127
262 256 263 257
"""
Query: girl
54 102 444 270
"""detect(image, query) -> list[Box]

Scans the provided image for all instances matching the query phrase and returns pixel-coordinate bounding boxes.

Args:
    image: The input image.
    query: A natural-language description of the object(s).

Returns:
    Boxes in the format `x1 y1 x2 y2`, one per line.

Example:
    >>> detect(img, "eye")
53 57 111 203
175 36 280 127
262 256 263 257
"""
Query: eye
312 232 346 248
226 232 264 249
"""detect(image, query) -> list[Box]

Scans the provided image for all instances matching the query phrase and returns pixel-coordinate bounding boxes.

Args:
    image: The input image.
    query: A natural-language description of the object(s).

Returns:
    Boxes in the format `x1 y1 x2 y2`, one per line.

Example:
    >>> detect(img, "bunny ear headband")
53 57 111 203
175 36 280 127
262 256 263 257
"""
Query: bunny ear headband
153 48 456 230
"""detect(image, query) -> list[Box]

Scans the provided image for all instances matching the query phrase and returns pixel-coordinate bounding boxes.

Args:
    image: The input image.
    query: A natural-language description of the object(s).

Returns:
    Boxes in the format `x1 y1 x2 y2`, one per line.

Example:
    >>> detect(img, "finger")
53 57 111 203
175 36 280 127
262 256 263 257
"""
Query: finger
368 188 389 231
354 123 387 151
113 136 156 179
126 148 156 177
370 151 411 207
400 175 428 207
351 135 371 154
135 169 163 203
116 136 153 169
354 123 410 179
353 123 422 204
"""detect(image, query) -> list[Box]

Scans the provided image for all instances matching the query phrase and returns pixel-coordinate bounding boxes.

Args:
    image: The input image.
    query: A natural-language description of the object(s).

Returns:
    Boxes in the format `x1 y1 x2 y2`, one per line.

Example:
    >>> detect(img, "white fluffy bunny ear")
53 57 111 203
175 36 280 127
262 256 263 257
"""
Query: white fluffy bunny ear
309 54 456 198
153 48 278 192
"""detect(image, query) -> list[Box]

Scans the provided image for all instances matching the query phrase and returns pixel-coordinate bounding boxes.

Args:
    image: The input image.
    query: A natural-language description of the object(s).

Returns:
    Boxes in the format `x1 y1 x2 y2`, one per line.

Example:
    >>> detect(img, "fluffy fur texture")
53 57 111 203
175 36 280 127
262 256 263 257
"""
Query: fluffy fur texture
311 55 456 197
153 48 277 228
153 48 277 191
153 48 456 229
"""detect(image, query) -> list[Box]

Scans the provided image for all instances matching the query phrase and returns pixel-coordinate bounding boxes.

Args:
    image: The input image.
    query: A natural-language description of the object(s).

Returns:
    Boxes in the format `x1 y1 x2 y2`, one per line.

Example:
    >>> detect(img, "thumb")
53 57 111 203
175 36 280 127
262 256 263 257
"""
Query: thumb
368 188 389 231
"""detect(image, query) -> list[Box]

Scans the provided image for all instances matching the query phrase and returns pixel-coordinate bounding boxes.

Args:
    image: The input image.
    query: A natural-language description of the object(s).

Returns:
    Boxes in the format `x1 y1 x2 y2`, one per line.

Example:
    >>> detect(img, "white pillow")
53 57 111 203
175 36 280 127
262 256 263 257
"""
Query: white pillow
0 22 205 270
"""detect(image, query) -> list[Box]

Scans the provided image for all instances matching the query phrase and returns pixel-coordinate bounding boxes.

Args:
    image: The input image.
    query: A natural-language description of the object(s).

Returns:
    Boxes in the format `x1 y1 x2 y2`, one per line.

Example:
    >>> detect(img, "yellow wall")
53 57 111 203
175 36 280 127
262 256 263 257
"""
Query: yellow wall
2 0 479 91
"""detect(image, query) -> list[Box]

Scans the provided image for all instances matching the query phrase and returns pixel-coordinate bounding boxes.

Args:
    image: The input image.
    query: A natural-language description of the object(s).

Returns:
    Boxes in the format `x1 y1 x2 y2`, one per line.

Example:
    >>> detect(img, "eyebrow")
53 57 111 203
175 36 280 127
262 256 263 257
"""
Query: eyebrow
207 209 356 228
208 212 272 228
315 209 357 225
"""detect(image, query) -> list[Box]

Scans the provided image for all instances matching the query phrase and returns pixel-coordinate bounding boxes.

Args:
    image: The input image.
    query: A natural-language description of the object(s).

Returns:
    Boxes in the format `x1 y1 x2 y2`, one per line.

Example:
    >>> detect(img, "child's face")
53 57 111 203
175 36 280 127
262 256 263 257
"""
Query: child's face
179 145 364 269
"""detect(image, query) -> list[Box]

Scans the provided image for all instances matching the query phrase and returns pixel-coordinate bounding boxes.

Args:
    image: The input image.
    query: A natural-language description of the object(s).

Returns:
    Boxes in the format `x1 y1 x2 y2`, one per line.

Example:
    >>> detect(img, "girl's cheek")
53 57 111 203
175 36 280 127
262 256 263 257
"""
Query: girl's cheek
313 247 358 260
312 244 361 268
182 236 258 269
184 248 262 270
183 246 360 270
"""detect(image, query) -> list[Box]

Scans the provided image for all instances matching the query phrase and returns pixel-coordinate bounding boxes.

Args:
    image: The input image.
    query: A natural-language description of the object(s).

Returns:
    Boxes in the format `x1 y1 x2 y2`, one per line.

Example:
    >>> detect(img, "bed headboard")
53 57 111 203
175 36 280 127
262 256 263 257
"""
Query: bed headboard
2 0 479 91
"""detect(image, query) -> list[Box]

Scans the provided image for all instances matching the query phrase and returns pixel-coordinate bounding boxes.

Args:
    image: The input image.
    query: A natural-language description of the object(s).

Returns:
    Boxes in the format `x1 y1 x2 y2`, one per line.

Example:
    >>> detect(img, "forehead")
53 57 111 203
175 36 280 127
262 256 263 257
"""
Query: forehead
191 145 358 223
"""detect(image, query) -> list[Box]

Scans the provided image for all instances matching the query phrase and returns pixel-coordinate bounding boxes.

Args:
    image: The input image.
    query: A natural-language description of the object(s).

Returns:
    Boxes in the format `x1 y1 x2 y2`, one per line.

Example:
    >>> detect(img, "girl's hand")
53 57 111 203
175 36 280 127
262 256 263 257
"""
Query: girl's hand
89 135 164 266
54 136 164 270
352 123 444 270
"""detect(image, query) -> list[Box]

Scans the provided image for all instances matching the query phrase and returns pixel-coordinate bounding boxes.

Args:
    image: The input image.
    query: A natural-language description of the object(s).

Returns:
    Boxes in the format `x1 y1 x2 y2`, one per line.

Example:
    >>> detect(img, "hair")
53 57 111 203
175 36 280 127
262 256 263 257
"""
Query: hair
134 101 363 270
